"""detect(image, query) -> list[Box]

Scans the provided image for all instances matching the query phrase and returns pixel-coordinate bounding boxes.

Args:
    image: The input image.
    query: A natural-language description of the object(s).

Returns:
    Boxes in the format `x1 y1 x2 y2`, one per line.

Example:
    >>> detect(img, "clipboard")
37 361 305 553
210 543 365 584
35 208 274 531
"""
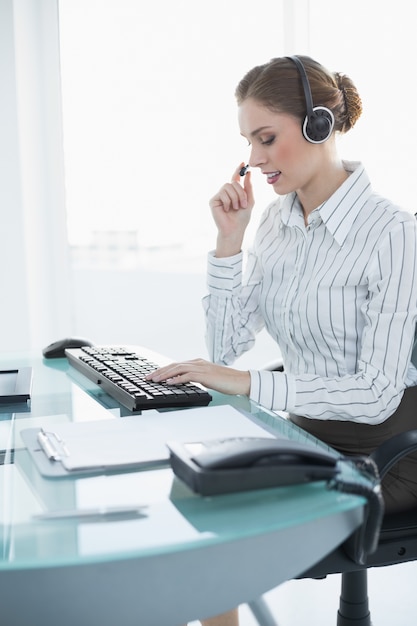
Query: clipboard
20 405 276 478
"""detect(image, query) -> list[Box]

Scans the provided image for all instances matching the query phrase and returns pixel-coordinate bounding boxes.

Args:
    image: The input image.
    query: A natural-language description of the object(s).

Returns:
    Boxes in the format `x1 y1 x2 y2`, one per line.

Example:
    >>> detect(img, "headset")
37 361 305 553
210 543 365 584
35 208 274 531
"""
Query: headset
287 55 335 144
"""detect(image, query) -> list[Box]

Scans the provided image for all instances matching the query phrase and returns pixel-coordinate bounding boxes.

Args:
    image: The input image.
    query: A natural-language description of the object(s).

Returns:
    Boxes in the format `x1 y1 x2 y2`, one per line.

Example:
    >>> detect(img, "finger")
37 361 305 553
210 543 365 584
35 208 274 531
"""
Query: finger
163 361 212 386
165 373 195 385
145 363 177 381
230 182 248 209
243 170 254 205
146 360 203 382
217 184 247 211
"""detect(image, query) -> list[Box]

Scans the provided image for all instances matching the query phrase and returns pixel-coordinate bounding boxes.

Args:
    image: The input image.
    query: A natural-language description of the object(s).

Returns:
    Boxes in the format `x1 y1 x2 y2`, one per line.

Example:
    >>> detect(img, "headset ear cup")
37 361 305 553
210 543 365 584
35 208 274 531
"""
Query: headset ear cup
303 106 335 144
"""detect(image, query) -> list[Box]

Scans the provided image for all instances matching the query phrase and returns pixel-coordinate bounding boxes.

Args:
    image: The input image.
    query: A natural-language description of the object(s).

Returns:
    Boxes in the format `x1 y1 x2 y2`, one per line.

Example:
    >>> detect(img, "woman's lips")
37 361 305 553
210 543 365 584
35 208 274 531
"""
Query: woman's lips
266 171 281 184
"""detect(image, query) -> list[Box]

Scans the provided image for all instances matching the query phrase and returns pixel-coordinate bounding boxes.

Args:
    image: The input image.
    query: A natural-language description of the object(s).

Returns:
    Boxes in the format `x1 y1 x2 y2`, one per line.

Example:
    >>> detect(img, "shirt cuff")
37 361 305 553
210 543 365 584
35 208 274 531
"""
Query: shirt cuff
207 251 243 293
249 369 296 412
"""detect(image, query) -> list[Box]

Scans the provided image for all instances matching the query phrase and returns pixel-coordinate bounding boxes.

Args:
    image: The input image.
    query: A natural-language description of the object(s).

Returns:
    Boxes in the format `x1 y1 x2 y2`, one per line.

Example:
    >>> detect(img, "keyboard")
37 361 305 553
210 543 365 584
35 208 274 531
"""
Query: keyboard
65 346 212 411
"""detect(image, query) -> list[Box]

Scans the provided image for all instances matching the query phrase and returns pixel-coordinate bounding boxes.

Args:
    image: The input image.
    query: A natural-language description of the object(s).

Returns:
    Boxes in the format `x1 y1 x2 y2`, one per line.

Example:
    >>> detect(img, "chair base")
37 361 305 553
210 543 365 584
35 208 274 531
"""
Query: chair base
247 570 373 626
337 570 371 626
248 596 280 626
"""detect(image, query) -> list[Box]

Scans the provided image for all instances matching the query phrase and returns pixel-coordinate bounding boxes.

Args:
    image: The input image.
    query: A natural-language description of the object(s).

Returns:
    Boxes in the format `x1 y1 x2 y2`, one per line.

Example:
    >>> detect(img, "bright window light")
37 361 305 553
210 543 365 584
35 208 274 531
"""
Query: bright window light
58 0 416 270
58 0 284 267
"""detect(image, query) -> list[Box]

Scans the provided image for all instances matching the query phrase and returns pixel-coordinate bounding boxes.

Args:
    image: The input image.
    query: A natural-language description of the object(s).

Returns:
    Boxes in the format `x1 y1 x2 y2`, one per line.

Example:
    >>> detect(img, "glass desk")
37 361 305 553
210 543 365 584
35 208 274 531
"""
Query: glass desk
0 350 365 626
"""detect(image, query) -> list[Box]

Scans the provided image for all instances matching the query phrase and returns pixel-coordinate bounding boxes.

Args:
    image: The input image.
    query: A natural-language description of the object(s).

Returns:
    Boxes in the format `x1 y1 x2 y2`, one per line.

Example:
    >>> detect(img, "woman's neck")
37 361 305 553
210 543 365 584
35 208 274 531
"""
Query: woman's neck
297 158 349 224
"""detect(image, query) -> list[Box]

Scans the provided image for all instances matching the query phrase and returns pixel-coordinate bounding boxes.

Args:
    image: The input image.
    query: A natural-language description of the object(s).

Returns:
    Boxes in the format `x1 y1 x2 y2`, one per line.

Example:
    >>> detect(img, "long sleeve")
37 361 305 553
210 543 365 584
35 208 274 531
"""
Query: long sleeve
203 247 266 365
204 162 417 425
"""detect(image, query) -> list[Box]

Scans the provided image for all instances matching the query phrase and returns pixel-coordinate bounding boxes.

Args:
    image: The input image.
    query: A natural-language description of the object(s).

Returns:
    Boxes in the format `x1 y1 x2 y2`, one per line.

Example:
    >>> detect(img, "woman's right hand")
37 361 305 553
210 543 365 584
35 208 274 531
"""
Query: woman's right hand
209 163 255 257
145 358 251 397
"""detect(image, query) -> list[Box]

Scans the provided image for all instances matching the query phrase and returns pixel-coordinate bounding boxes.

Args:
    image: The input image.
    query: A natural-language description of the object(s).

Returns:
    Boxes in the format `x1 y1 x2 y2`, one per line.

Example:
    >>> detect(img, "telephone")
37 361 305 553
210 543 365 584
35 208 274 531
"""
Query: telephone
168 435 385 562
167 437 339 496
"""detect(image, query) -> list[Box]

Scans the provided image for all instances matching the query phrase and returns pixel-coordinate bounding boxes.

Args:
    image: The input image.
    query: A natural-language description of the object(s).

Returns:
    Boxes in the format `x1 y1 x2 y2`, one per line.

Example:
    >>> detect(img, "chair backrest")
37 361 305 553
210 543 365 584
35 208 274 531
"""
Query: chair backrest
411 325 417 369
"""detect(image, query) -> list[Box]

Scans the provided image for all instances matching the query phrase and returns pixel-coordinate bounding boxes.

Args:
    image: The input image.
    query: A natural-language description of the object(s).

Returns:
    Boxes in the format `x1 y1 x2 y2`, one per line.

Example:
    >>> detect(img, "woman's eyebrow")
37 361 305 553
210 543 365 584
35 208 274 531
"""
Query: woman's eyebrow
250 126 274 138
240 126 274 140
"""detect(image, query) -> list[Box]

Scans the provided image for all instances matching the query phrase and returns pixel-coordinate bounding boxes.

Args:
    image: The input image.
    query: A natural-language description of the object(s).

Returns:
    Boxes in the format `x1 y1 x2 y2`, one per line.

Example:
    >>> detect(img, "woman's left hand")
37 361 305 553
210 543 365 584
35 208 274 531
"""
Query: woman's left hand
146 358 251 396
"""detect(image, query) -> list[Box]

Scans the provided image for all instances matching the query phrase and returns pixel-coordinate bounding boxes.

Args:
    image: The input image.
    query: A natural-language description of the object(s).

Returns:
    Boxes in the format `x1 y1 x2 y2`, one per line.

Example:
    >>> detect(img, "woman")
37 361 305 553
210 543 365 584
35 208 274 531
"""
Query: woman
147 56 417 626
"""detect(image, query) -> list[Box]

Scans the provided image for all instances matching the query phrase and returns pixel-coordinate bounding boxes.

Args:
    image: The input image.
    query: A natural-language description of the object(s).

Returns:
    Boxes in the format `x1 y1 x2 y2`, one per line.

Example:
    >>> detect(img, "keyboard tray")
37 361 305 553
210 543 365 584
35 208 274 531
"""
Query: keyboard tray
65 346 212 412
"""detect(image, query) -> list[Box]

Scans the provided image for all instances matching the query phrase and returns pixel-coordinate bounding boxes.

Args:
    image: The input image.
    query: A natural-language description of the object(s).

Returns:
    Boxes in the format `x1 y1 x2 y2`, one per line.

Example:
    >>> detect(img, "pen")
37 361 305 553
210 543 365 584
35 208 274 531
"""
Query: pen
33 505 148 521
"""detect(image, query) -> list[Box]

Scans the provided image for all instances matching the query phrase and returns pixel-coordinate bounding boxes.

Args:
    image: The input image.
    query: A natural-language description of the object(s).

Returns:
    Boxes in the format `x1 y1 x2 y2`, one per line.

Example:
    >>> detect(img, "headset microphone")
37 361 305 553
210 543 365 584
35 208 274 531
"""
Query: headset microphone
287 56 334 144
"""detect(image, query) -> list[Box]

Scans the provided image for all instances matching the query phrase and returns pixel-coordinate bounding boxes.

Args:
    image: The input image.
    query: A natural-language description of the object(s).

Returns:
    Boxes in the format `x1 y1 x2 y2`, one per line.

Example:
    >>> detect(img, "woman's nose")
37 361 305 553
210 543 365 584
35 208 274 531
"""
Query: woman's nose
248 146 266 169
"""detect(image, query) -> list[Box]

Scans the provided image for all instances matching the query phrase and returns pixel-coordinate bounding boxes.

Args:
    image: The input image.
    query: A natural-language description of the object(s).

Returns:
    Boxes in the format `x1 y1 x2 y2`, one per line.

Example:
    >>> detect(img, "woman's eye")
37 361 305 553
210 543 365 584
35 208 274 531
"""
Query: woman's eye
261 135 275 146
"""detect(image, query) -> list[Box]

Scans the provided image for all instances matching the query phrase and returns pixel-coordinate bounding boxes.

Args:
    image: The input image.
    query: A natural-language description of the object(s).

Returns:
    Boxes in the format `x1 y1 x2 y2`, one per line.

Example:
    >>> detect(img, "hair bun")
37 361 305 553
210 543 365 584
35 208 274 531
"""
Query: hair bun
335 72 363 132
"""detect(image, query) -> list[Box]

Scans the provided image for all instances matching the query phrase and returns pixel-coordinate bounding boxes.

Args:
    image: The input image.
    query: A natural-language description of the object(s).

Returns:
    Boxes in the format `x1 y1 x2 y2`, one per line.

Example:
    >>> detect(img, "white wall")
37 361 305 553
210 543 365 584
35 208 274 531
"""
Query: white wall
72 267 279 368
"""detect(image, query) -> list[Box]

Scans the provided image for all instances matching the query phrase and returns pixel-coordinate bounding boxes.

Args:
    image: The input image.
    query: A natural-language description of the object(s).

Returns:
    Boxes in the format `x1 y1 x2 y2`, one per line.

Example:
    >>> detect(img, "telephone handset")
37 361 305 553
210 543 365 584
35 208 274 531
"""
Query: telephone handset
189 437 337 470
167 437 339 496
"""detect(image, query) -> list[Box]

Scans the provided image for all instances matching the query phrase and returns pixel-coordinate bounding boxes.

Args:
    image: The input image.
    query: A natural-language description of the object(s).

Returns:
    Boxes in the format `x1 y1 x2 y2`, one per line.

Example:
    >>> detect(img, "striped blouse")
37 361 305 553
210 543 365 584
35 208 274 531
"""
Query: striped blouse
203 161 417 424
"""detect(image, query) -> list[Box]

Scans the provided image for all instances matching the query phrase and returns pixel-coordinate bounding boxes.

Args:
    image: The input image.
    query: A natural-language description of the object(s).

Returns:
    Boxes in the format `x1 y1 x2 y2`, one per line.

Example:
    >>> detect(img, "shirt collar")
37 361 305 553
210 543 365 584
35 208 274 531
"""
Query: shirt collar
280 193 305 228
280 162 373 246
318 161 372 245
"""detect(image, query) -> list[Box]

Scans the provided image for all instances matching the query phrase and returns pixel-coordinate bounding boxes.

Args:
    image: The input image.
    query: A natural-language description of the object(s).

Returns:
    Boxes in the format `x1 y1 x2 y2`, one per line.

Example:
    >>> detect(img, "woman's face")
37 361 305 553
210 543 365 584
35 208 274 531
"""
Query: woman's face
238 98 324 196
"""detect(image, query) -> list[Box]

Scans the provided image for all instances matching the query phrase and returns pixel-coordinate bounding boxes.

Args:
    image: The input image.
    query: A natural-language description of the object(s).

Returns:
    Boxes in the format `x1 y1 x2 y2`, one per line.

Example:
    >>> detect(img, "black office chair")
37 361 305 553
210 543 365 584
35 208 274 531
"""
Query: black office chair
247 361 417 626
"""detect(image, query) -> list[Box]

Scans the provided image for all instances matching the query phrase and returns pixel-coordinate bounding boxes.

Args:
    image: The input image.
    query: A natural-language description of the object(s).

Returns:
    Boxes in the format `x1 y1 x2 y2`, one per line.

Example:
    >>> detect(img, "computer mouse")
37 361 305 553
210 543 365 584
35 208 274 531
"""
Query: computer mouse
42 337 94 359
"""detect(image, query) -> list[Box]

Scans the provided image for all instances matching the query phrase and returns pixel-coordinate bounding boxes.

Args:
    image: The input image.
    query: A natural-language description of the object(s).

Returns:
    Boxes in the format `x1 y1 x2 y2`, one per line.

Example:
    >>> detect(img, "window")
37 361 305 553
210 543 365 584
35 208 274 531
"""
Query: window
308 0 416 214
59 0 416 273
58 0 285 270
54 0 417 361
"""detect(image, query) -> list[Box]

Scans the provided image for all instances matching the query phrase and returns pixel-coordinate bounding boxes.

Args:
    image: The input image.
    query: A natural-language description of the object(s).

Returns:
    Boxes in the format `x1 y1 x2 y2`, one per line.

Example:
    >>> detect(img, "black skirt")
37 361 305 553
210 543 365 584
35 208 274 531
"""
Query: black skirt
290 386 417 513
